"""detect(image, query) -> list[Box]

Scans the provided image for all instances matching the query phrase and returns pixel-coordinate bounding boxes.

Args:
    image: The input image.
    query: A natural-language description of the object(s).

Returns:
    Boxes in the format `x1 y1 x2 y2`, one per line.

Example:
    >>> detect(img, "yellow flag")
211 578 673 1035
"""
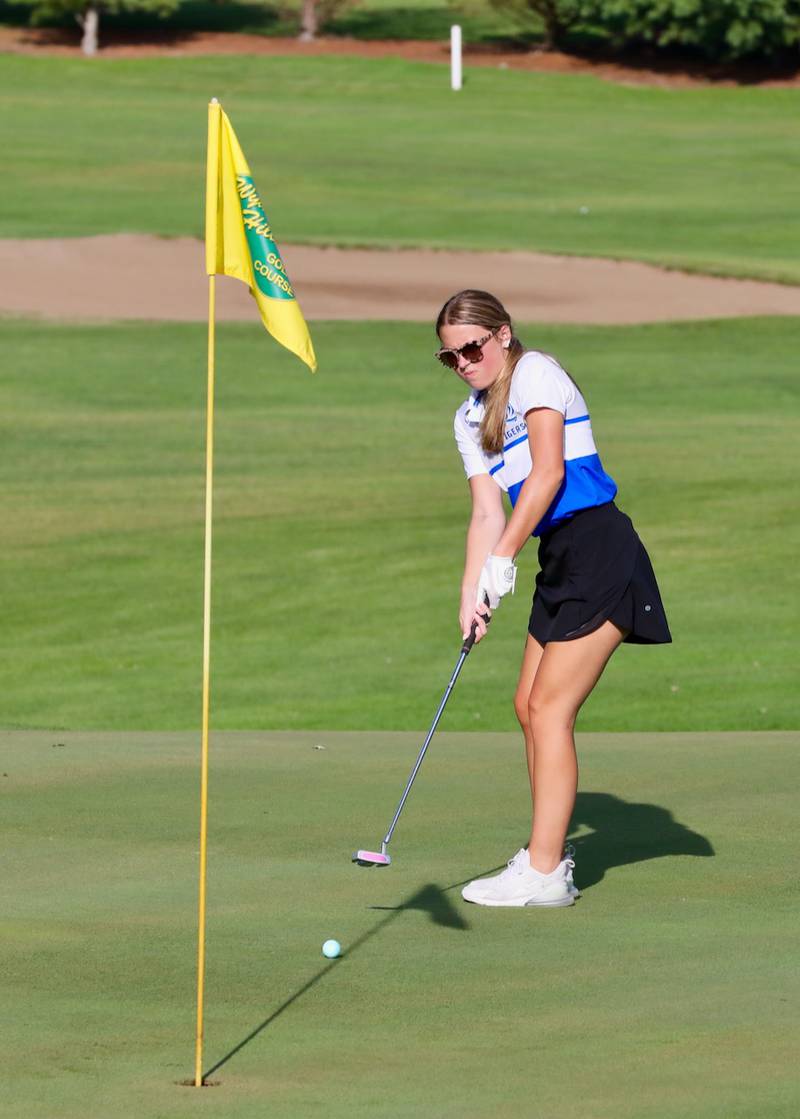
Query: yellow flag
205 100 317 372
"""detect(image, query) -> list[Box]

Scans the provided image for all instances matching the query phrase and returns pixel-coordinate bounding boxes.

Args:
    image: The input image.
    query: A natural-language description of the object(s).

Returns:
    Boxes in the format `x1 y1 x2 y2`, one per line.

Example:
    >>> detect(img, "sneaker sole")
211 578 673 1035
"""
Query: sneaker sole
462 892 576 908
525 894 576 908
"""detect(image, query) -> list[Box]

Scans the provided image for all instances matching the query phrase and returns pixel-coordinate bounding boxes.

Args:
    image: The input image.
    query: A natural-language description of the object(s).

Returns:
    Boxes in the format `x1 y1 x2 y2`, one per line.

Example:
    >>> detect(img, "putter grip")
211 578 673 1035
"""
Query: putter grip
461 598 492 655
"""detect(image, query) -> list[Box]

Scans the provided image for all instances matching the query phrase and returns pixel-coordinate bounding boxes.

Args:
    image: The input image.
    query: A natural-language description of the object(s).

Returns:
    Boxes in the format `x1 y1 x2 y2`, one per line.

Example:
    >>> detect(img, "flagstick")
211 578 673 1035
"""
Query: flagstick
195 273 216 1087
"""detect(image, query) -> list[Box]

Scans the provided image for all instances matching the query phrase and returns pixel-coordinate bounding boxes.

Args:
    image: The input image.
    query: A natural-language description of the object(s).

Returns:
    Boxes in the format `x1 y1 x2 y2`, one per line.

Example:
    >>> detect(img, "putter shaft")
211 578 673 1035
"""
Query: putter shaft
380 611 488 851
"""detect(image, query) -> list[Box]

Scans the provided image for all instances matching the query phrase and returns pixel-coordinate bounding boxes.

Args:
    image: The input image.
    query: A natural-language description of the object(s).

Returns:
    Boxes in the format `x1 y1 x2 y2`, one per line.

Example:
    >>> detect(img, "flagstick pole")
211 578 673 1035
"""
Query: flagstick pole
195 273 216 1088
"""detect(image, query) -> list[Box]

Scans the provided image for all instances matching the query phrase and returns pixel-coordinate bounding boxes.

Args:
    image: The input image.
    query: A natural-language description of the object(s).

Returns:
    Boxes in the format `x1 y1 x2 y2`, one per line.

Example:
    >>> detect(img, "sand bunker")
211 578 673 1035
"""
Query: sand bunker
1 235 799 324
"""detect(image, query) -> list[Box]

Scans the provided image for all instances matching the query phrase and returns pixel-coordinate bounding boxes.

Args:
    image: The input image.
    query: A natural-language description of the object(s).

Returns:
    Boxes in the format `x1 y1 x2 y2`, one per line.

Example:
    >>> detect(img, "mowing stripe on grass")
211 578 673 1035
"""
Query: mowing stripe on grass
0 316 796 731
1 55 799 281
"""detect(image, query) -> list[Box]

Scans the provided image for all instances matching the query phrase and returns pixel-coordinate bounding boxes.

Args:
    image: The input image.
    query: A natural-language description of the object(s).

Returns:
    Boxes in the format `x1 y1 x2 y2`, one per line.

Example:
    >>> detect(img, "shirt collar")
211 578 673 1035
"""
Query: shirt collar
465 390 485 423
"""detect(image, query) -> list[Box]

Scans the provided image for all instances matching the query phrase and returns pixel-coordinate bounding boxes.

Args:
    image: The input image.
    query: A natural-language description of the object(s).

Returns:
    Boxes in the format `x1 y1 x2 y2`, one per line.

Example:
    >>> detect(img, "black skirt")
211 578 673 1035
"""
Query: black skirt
528 502 672 645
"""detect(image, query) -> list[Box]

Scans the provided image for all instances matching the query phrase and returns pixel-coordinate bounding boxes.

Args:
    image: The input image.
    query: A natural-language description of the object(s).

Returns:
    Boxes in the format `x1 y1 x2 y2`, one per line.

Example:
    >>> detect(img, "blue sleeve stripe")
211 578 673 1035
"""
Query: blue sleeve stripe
501 433 529 453
493 420 589 477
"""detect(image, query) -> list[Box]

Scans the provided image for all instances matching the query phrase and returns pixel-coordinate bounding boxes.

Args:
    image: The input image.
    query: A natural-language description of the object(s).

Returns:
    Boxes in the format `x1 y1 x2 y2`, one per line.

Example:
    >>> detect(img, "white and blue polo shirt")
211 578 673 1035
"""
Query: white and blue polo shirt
453 350 617 537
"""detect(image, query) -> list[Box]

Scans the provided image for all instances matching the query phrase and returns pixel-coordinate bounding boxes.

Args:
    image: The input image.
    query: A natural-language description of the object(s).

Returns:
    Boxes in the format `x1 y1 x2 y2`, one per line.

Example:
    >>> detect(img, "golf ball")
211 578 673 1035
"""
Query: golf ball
322 939 341 959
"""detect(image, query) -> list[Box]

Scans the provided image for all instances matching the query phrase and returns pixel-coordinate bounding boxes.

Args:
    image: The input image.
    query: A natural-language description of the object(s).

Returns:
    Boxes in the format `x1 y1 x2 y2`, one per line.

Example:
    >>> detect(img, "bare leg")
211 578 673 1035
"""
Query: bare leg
514 634 545 809
526 620 628 874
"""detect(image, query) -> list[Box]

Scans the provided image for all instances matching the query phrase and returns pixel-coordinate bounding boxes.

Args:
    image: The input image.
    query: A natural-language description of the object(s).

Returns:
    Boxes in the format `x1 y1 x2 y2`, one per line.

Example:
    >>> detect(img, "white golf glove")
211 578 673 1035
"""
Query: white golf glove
476 554 517 610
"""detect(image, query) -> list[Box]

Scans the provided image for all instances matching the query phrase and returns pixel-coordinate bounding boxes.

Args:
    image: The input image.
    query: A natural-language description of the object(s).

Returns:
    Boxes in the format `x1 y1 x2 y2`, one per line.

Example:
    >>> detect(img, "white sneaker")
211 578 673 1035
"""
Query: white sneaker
461 848 576 908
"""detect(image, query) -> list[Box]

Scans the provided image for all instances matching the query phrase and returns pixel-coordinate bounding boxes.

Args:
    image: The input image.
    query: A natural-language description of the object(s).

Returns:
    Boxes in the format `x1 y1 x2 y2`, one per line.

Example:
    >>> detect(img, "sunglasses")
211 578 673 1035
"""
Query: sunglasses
435 328 499 370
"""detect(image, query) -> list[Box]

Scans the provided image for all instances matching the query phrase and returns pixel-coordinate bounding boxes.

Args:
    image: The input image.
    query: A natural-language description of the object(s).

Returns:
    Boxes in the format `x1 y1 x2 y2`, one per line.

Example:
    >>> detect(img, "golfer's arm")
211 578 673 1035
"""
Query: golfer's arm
462 475 506 596
494 409 565 558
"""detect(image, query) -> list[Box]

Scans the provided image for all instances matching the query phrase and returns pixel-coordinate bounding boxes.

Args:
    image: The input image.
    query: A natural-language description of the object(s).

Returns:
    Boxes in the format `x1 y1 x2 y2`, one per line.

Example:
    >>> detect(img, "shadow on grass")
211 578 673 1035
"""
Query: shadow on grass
0 0 290 38
327 7 540 45
568 790 714 890
202 877 473 1080
0 0 541 46
104 0 288 35
202 794 711 1079
328 7 456 41
368 880 470 928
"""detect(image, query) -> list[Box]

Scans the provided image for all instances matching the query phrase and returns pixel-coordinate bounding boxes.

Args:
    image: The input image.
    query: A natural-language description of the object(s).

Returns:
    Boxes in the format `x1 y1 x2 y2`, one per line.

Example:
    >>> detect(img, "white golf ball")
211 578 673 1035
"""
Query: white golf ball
322 939 341 959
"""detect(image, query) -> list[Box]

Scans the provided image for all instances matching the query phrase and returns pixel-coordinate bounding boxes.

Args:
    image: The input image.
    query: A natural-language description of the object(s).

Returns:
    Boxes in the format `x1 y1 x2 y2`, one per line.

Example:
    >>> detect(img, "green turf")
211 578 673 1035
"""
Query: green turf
3 729 798 1118
0 314 796 732
1 55 799 281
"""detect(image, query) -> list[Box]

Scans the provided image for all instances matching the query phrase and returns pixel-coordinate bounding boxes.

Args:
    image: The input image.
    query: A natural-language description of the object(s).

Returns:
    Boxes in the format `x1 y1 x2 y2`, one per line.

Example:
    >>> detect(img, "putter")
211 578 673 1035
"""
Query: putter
352 604 490 868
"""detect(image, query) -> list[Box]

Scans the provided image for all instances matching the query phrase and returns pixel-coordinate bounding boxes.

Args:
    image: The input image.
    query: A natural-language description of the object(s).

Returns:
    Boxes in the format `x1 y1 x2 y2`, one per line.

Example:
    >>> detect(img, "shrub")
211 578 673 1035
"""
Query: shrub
586 0 800 61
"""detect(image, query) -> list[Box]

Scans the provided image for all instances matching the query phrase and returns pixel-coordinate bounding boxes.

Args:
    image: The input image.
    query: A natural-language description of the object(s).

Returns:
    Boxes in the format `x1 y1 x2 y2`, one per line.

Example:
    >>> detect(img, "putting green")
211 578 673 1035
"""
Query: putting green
4 730 797 1118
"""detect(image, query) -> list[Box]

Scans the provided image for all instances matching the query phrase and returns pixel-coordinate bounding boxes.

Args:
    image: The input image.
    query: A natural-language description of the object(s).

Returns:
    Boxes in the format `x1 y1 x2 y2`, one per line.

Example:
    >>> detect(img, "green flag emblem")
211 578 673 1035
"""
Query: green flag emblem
236 175 295 301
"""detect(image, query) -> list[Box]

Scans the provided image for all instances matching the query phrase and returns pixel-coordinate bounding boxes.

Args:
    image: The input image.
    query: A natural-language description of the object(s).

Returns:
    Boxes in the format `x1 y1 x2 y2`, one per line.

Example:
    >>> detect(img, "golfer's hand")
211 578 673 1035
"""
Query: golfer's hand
461 588 491 645
476 554 517 610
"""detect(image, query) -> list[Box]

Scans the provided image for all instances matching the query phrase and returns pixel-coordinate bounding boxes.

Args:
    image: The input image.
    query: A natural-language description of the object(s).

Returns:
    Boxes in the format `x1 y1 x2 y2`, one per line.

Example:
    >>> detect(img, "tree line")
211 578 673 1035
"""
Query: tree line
10 0 800 63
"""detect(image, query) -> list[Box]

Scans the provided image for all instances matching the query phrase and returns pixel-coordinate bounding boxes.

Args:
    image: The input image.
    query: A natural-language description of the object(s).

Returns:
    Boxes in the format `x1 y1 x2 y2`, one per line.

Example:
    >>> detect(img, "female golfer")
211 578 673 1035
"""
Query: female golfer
437 290 671 907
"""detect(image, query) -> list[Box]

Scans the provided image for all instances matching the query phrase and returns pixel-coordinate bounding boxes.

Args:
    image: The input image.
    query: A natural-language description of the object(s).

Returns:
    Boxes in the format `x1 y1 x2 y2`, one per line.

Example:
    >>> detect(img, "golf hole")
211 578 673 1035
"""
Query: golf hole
177 1079 221 1088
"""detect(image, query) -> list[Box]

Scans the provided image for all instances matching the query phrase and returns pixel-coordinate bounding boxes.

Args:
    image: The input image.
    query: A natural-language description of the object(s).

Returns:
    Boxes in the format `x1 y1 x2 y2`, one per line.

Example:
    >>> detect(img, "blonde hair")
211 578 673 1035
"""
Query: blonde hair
436 290 525 455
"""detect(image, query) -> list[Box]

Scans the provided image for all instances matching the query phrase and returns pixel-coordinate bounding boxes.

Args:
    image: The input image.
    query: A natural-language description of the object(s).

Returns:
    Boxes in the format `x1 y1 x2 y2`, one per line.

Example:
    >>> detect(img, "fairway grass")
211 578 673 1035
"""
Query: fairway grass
1 54 799 282
1 316 797 733
3 729 798 1119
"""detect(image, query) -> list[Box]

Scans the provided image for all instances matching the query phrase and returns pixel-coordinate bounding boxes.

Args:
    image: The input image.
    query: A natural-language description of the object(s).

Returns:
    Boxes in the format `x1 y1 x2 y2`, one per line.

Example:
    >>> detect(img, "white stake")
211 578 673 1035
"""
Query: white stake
450 25 462 91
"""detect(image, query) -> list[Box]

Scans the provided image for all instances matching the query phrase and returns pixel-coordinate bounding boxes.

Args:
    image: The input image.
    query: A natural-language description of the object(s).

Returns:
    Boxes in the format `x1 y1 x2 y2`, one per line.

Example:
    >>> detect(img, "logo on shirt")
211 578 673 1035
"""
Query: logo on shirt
505 421 526 441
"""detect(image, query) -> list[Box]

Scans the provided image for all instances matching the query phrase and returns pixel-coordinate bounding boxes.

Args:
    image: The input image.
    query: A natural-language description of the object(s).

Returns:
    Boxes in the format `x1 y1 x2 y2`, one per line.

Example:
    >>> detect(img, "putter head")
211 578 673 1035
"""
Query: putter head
352 848 392 868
